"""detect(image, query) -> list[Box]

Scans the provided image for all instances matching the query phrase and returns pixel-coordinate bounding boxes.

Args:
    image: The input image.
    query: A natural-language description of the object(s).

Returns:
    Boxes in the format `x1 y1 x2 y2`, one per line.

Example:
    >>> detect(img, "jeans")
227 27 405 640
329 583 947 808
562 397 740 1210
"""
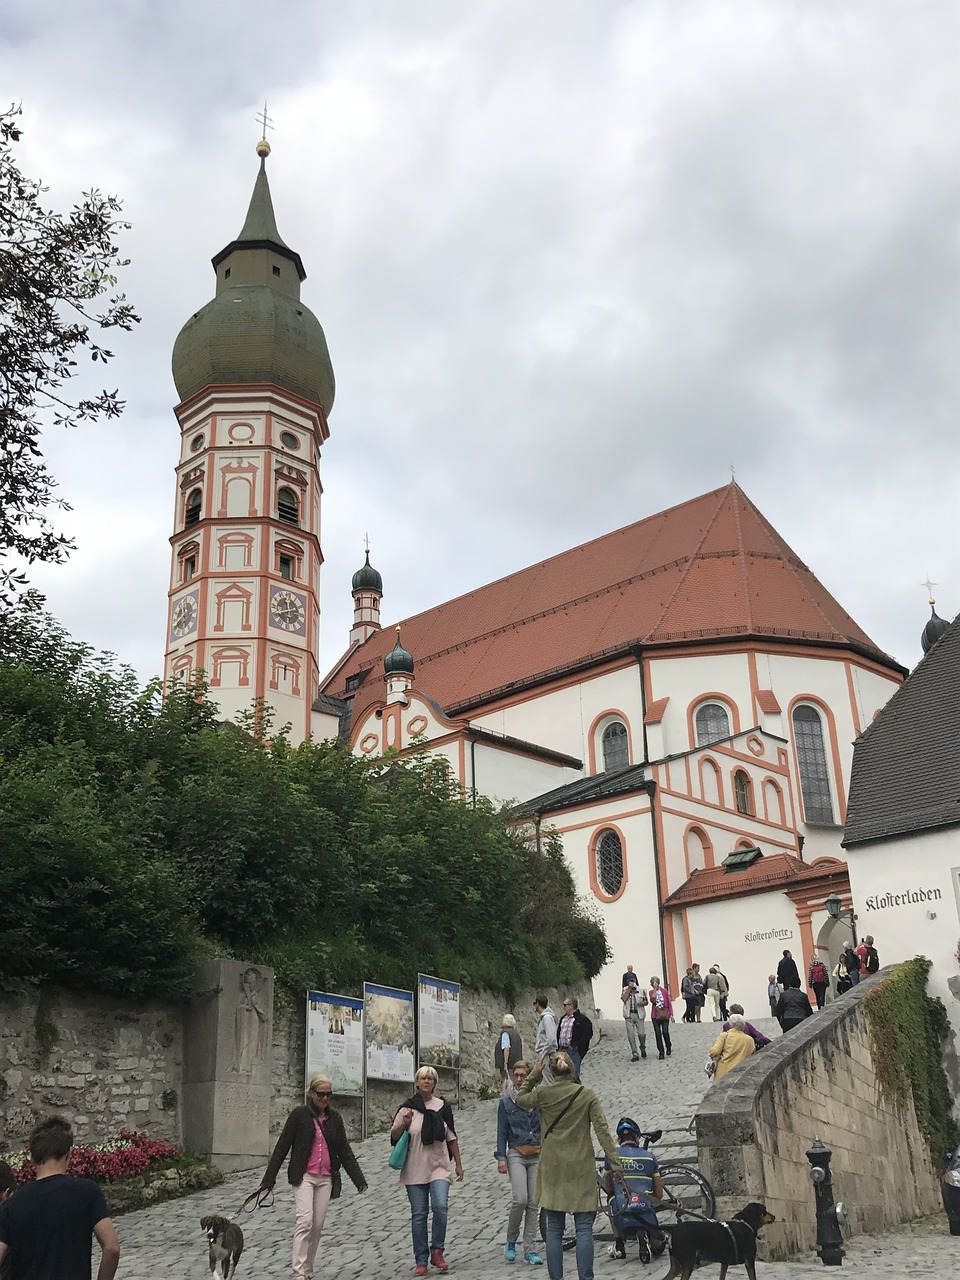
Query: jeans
559 1046 582 1079
506 1151 539 1248
651 1019 671 1056
848 969 860 986
683 997 697 1023
406 1179 449 1265
544 1209 595 1280
623 1014 646 1057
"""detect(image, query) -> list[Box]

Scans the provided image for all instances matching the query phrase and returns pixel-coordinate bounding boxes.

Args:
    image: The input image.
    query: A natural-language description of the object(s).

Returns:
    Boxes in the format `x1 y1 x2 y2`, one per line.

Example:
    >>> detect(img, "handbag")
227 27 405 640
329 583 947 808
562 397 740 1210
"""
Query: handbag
513 1143 541 1157
388 1128 410 1170
651 1001 670 1021
704 1058 717 1077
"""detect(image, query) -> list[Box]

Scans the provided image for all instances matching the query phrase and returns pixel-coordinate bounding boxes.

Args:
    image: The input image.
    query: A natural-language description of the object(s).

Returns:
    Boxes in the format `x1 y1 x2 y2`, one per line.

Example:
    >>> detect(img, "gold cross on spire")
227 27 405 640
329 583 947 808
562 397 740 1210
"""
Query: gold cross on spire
256 101 275 140
364 532 371 554
922 576 937 603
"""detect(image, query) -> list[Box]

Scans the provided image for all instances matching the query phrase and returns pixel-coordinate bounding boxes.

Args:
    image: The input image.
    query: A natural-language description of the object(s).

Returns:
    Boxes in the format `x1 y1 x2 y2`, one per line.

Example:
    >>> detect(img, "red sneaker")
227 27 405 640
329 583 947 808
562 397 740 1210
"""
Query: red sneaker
431 1249 449 1273
414 1268 428 1277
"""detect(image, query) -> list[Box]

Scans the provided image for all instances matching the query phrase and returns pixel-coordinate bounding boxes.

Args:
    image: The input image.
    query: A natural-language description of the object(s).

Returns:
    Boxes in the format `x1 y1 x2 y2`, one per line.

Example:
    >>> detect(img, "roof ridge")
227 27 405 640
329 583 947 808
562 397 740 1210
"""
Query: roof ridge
731 485 754 633
644 485 731 638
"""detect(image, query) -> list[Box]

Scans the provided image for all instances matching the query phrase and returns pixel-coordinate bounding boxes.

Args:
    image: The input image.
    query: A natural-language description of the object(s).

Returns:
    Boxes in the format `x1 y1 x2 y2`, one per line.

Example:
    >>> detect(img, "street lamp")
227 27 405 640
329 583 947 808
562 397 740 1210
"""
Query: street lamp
824 892 858 945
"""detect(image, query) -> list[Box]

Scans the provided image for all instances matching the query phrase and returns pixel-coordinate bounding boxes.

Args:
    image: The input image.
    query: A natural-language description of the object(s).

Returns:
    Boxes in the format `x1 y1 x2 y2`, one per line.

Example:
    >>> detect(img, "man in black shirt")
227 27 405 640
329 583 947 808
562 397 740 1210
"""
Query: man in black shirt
0 1116 120 1280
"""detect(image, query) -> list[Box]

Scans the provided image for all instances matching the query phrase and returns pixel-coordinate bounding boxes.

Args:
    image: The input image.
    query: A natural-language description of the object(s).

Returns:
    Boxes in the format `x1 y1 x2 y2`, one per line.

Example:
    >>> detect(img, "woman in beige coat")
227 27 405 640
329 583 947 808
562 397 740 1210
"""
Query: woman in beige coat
707 1014 756 1081
515 1050 622 1280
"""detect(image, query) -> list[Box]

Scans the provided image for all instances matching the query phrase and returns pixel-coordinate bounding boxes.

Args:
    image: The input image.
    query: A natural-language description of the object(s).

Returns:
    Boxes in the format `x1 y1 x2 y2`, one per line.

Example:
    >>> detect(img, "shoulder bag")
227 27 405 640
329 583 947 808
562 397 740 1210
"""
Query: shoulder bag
388 1128 410 1170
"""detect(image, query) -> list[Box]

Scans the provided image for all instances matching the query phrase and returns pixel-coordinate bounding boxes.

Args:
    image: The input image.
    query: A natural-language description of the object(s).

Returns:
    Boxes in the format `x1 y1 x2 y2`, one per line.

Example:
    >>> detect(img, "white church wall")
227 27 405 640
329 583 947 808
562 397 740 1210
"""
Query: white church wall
468 741 578 808
646 651 752 757
679 890 801 1019
547 801 660 1014
470 662 644 773
846 827 960 1075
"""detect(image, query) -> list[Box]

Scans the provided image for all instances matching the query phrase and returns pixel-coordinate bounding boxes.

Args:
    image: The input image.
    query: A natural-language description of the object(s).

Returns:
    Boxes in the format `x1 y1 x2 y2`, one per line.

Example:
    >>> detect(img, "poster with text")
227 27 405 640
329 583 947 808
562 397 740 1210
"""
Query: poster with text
417 974 461 1070
363 982 415 1083
306 991 364 1096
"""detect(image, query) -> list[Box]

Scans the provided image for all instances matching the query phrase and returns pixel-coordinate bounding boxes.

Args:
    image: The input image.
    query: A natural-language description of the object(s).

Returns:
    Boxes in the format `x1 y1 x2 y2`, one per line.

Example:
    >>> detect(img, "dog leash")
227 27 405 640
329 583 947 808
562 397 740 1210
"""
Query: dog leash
235 1187 275 1216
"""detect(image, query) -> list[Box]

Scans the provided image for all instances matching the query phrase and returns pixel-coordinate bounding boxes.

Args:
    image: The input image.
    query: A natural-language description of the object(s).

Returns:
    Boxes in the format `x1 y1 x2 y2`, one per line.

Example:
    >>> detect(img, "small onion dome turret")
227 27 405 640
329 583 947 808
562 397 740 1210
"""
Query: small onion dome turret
172 141 335 411
921 602 950 654
352 549 383 594
384 627 414 676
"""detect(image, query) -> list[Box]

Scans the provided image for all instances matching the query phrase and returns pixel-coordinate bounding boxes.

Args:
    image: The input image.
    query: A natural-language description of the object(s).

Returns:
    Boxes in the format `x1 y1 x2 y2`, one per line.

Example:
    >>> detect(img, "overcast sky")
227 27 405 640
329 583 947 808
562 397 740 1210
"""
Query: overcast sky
3 0 958 687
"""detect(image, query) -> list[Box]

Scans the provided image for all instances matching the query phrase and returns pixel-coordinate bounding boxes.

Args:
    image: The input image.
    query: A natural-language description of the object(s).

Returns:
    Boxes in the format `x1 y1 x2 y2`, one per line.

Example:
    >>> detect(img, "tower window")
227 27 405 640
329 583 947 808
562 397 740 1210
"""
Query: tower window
277 487 299 525
190 434 204 452
279 555 293 580
272 265 281 277
695 702 730 746
280 431 299 450
601 721 629 772
184 556 196 581
595 829 624 897
224 268 231 279
185 489 202 527
793 704 834 824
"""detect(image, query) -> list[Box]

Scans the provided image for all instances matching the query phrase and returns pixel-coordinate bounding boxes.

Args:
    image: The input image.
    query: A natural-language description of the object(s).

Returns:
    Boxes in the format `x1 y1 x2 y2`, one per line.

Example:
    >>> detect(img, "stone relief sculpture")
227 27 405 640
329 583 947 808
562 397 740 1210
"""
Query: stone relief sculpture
234 966 268 1074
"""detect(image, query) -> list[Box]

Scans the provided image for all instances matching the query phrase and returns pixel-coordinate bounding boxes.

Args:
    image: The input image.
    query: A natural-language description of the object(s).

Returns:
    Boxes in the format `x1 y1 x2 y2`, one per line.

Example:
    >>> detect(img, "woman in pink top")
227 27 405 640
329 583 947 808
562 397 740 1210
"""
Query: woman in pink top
391 1066 464 1276
648 977 674 1060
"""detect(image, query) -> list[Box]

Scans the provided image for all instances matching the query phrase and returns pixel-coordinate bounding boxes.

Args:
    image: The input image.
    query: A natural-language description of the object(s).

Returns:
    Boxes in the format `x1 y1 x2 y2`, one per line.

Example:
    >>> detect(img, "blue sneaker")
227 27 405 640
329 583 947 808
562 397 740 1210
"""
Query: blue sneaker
524 1252 543 1266
505 1242 517 1262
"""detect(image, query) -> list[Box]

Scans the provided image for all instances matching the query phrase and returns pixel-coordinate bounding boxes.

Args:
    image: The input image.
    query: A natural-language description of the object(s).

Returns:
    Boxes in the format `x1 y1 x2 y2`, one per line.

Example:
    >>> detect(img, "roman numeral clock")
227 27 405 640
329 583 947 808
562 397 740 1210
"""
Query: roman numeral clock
269 587 307 635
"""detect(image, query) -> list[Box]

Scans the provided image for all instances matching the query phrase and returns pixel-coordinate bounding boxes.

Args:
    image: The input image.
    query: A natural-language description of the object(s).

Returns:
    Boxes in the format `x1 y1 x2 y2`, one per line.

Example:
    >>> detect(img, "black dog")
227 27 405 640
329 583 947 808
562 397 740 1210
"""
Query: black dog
660 1202 775 1280
200 1215 244 1280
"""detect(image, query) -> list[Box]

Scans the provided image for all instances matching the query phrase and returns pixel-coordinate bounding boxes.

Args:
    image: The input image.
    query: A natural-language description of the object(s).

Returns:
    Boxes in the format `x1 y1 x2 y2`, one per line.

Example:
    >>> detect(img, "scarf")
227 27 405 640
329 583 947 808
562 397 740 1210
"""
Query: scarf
401 1092 457 1145
653 988 666 1010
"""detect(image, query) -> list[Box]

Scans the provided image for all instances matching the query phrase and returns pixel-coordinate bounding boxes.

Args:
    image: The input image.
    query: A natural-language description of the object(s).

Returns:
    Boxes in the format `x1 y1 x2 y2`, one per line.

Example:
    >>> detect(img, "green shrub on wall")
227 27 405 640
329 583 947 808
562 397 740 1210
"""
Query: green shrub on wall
862 956 959 1162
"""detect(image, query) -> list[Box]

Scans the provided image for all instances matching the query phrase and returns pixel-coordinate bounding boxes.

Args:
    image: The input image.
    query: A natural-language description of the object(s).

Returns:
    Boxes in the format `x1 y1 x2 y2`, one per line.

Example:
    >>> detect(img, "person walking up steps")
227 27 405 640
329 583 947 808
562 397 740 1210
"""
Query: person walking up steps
703 967 725 1021
496 1060 543 1267
808 953 829 1009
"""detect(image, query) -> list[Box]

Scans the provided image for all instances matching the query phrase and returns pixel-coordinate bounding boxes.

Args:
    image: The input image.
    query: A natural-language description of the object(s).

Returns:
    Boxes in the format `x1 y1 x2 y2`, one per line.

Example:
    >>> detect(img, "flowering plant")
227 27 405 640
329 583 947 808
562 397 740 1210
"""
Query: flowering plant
8 1129 180 1185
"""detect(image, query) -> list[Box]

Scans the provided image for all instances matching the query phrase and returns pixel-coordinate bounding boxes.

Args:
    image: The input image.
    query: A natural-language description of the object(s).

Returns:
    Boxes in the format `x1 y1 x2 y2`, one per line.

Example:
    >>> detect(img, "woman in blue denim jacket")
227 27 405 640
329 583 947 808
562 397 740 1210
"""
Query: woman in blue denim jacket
495 1060 543 1265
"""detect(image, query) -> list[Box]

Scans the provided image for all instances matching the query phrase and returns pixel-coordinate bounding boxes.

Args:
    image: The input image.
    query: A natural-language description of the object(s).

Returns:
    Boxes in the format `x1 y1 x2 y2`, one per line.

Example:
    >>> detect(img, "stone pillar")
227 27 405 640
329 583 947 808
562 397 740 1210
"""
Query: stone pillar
182 959 274 1172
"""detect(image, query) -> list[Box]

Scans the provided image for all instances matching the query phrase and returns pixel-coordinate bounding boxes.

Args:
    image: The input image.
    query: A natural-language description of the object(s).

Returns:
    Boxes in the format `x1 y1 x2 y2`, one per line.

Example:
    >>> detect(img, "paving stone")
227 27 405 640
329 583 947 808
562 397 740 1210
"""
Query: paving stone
104 1017 958 1278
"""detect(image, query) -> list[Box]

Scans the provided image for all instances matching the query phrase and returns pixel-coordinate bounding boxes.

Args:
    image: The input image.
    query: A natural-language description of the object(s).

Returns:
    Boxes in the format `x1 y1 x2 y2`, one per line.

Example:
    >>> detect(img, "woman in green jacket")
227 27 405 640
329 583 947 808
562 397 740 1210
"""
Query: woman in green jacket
515 1050 623 1280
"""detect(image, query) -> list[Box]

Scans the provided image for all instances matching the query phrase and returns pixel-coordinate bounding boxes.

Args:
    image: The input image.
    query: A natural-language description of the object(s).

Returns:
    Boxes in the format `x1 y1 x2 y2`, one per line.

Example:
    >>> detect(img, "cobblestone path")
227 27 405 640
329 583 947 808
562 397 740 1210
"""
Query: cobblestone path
107 1016 958 1279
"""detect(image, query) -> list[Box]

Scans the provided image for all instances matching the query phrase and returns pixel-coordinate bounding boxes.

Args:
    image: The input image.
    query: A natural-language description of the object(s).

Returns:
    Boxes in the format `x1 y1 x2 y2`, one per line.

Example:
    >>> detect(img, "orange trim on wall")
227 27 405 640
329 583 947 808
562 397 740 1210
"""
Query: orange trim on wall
662 912 680 1000
844 662 863 738
546 806 651 836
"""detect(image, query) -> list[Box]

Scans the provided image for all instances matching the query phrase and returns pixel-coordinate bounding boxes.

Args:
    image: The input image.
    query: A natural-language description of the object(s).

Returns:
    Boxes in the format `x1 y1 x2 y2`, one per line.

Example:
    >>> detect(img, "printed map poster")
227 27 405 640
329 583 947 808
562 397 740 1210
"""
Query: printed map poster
417 974 461 1070
306 992 364 1096
363 982 415 1083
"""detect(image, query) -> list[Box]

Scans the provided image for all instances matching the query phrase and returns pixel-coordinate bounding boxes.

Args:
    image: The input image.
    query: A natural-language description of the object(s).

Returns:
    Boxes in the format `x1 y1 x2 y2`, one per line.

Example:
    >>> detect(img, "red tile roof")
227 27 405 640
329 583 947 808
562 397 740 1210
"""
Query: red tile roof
320 484 899 725
663 854 849 907
644 697 670 724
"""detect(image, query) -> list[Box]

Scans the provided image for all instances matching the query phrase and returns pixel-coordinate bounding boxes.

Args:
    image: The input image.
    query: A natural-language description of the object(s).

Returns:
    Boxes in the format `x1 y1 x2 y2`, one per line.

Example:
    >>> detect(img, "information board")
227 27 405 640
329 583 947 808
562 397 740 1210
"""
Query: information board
306 991 364 1096
363 982 415 1082
417 974 461 1070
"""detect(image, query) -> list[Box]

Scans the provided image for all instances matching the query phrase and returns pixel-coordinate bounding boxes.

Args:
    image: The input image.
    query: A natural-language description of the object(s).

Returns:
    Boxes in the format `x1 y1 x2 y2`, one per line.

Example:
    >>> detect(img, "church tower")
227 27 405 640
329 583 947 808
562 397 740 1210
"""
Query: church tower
164 138 334 742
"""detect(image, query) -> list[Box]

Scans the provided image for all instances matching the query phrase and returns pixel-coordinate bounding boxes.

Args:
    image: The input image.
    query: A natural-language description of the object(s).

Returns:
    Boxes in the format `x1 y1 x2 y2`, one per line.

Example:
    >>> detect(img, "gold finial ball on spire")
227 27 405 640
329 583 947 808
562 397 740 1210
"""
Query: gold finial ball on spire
256 137 272 158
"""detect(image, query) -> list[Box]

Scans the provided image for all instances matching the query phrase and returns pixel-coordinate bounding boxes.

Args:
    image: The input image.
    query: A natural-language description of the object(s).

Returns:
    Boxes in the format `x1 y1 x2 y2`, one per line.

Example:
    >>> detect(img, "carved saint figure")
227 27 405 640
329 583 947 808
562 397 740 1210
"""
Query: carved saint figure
235 966 267 1074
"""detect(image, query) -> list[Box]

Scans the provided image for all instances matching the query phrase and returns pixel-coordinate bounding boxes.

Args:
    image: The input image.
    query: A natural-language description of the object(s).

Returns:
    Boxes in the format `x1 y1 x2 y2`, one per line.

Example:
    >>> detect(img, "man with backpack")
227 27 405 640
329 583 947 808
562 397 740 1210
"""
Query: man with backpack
603 1117 666 1262
857 936 880 977
808 953 829 1008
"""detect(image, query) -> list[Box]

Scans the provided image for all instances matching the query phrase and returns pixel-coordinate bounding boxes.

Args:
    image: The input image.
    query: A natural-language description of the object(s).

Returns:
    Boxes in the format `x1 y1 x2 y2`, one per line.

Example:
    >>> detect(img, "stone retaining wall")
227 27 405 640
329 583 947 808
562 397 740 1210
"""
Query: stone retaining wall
1 979 594 1153
695 966 942 1259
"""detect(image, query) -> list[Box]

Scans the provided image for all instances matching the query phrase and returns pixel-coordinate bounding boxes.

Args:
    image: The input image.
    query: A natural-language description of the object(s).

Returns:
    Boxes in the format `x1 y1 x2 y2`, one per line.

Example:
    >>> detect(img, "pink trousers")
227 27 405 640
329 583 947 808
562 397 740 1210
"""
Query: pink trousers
292 1174 332 1279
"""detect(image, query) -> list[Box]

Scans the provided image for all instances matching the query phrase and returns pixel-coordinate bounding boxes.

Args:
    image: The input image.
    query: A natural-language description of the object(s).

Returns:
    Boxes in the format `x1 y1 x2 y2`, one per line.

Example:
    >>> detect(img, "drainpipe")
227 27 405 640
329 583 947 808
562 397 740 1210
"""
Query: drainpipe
632 645 649 764
646 779 669 985
469 735 477 808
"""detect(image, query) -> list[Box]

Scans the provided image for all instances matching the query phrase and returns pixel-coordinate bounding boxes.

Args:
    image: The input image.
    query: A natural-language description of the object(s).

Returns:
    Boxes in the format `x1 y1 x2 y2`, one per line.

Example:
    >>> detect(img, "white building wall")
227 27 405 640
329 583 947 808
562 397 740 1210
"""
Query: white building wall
646 652 752 757
678 890 802 1019
546 799 661 1015
468 742 577 807
471 664 644 772
846 827 960 1109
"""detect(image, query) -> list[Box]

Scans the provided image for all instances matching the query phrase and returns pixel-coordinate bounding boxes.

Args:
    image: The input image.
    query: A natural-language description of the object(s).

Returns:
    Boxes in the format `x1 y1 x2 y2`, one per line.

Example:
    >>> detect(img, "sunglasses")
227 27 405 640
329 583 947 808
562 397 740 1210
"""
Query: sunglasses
311 1089 332 1098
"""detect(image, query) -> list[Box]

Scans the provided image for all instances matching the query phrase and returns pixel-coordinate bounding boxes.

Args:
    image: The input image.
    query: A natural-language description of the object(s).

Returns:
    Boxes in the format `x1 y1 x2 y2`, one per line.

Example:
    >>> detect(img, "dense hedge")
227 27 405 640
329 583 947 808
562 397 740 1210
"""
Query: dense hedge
862 956 959 1162
0 598 607 1000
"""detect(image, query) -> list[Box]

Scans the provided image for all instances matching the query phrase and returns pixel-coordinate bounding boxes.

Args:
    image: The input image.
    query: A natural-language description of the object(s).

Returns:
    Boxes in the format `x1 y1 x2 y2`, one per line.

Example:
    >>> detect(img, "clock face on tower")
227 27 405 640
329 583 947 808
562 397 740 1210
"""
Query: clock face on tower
270 587 307 635
171 591 199 640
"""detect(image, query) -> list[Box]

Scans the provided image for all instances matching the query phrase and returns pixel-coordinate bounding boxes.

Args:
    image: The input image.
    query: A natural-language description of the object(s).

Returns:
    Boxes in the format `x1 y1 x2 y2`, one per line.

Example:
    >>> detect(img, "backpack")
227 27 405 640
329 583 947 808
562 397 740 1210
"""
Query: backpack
810 961 827 983
864 947 879 974
610 1181 659 1236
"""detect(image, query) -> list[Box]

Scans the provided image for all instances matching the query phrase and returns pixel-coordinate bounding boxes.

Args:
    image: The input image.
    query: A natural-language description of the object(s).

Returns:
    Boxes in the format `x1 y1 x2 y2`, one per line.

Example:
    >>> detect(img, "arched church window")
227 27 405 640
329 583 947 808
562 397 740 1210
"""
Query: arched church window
595 829 624 897
793 704 834 824
734 769 753 815
695 702 730 746
277 487 299 526
601 721 629 771
185 489 202 527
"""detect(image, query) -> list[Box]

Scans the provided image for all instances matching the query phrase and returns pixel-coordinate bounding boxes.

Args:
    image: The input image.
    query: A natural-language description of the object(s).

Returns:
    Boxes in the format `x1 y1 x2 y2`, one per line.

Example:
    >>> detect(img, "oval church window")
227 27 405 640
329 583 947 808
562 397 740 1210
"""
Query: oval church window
595 829 624 897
